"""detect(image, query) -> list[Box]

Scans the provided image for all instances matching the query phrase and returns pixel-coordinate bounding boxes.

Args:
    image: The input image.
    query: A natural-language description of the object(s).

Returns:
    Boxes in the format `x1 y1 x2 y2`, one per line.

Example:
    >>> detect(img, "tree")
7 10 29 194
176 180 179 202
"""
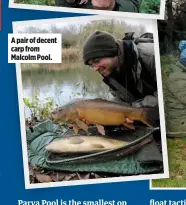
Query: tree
158 0 186 54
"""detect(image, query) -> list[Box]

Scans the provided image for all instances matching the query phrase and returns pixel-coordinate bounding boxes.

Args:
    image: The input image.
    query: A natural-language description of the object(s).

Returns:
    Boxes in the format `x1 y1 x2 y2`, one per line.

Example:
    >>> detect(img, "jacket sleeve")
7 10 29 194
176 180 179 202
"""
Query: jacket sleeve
131 0 142 12
139 44 157 83
132 92 159 121
133 43 158 108
166 72 186 105
109 85 159 108
118 0 141 12
132 92 158 108
108 87 131 107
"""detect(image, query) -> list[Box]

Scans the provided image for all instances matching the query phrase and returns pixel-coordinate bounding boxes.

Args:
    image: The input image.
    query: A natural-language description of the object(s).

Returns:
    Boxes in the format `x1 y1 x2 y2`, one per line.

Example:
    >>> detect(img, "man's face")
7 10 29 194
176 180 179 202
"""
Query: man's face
88 56 118 77
91 0 115 10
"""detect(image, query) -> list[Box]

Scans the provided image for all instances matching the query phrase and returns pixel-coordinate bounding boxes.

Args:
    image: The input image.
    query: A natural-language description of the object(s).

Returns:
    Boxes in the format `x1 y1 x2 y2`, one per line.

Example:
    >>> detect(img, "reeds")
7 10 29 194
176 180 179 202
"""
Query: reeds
21 47 84 71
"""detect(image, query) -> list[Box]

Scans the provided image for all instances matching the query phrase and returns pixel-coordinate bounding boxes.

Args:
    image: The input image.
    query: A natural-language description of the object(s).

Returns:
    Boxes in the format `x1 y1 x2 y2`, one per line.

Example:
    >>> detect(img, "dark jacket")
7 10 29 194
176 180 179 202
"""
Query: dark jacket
55 0 141 12
103 39 158 109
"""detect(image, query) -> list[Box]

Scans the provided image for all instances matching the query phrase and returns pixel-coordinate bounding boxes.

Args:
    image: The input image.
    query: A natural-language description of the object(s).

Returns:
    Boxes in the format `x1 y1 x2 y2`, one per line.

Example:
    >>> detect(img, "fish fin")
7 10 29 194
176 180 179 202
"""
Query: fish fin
68 137 84 144
73 123 79 134
91 144 105 149
141 108 158 128
141 117 157 128
96 124 105 135
123 122 135 130
75 118 89 133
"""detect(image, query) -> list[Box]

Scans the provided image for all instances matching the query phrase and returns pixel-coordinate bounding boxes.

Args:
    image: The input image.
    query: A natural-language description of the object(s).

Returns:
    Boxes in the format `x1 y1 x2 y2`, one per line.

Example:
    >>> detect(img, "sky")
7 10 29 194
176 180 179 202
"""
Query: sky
16 16 155 34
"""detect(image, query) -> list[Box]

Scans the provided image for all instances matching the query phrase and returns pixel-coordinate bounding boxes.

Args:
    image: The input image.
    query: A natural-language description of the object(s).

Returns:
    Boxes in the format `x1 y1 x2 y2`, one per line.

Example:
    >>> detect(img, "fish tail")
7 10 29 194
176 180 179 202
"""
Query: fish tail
140 107 159 128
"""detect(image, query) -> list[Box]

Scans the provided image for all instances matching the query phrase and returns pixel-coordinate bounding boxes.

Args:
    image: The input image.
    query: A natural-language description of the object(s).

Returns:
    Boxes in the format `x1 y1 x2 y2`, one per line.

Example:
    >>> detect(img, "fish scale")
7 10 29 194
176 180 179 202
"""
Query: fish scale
51 98 156 135
45 136 128 153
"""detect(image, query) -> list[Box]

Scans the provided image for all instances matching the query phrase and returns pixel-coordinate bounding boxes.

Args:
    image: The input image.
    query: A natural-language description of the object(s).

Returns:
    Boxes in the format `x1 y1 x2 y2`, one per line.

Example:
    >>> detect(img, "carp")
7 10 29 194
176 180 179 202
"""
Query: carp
45 136 128 153
51 98 157 135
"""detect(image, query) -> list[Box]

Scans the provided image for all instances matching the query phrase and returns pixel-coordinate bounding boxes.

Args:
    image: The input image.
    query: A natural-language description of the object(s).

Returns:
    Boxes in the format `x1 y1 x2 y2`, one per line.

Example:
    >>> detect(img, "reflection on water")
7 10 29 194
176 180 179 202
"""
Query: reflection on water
22 67 111 118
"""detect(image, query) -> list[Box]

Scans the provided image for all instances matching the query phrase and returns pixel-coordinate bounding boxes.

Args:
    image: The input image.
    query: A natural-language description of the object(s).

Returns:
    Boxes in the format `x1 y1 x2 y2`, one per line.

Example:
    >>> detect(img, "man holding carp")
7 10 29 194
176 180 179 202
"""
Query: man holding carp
56 0 141 13
48 31 160 155
83 30 158 126
26 32 163 175
50 30 159 135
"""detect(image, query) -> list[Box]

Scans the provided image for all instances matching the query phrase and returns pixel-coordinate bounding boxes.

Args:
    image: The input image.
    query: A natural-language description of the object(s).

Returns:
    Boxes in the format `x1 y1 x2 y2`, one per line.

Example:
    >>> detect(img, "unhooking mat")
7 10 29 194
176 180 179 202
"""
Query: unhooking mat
27 120 163 175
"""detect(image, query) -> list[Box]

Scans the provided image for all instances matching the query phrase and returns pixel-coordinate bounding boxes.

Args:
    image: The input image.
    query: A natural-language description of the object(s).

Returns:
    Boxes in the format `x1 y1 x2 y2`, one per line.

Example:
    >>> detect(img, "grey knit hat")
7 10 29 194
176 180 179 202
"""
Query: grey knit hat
83 30 118 65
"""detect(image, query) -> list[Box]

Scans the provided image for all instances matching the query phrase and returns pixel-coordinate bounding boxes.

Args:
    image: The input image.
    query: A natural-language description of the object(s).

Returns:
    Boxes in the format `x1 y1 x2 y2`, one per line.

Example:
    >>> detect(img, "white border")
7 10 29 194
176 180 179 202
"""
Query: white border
9 0 166 20
13 15 169 190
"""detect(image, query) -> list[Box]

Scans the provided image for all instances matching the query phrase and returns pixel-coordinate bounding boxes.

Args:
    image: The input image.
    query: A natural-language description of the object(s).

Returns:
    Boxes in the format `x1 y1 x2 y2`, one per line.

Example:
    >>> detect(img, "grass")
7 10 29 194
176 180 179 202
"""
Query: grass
152 54 186 188
14 0 55 6
152 138 186 187
160 54 178 82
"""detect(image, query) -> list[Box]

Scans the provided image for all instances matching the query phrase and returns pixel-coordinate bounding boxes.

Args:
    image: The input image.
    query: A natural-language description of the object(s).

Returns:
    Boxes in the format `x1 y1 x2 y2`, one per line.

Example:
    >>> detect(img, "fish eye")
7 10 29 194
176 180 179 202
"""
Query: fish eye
52 110 58 115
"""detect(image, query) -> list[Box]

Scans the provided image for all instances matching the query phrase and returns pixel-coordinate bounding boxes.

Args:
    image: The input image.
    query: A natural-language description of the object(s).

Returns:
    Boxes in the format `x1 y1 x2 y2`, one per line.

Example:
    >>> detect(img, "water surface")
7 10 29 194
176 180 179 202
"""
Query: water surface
22 67 111 118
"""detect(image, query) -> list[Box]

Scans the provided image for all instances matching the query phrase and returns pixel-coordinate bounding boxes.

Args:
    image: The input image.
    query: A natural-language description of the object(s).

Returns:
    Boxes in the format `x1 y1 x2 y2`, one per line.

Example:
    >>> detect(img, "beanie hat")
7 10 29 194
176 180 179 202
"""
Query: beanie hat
83 30 118 65
178 40 186 52
180 48 186 67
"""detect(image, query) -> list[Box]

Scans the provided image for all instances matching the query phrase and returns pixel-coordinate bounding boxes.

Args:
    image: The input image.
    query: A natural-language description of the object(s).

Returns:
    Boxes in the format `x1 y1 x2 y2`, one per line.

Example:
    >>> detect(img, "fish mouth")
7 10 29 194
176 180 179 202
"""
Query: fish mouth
50 116 69 124
49 113 55 122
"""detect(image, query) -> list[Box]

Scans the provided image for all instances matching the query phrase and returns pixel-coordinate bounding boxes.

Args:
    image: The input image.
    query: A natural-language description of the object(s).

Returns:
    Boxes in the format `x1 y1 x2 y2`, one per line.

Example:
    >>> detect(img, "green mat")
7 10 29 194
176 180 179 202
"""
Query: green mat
27 120 163 175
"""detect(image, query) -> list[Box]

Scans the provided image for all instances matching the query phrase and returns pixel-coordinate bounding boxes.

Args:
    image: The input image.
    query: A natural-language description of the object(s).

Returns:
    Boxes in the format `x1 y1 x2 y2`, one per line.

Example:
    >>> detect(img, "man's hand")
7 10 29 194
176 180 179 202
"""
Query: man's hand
82 119 90 125
79 0 88 4
126 118 134 124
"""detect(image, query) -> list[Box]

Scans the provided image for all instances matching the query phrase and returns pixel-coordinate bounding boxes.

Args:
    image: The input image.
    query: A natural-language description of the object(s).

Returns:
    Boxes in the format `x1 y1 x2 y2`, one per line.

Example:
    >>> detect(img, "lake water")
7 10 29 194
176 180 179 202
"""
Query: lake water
21 67 111 118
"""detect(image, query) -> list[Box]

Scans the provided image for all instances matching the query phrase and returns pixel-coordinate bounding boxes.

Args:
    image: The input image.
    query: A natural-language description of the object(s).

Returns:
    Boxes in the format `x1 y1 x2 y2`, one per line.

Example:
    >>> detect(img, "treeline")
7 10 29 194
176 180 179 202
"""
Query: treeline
158 0 186 54
19 19 147 49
